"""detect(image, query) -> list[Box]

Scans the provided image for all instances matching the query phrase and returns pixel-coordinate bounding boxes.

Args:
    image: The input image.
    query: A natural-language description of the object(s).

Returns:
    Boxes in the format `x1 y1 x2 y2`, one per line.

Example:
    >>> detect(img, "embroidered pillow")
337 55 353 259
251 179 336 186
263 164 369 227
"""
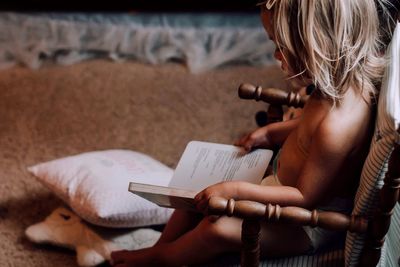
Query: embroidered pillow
28 149 174 228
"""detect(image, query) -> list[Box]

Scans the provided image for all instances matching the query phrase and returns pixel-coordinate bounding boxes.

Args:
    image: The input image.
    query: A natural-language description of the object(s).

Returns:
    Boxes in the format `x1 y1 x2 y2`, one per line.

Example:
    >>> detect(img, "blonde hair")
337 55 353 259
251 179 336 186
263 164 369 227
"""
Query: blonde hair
268 0 389 103
377 0 400 49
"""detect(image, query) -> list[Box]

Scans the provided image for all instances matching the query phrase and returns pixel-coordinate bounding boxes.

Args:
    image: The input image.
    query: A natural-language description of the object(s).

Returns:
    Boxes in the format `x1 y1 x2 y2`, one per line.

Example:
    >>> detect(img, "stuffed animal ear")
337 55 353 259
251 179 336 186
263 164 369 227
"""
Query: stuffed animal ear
25 222 53 244
47 206 81 225
76 245 105 267
25 206 83 249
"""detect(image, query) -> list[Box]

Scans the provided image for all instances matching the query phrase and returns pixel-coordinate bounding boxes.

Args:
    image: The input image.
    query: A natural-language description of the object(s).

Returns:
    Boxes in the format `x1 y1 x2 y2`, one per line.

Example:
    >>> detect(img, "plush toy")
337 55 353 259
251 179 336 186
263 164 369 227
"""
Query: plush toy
25 207 161 267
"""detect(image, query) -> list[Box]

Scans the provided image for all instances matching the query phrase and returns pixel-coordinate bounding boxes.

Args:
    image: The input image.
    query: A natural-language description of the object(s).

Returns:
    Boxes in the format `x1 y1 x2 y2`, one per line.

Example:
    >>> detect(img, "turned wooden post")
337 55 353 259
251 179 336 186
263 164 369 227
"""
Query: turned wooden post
238 83 308 108
359 142 400 267
238 83 308 126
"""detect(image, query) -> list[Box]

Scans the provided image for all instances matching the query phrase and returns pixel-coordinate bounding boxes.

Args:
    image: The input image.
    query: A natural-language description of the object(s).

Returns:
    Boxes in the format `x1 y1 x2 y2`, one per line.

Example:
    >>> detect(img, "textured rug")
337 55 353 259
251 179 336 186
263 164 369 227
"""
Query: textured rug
0 60 286 266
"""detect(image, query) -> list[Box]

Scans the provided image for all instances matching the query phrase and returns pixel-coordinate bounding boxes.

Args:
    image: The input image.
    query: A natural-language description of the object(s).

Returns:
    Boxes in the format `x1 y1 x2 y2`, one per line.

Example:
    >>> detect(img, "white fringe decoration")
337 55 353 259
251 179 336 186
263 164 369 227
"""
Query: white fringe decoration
0 12 276 73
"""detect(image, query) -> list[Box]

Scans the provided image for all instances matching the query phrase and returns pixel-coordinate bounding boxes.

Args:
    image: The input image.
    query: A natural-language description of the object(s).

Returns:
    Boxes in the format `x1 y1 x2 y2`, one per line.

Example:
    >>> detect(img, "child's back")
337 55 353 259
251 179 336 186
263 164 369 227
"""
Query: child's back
278 87 375 205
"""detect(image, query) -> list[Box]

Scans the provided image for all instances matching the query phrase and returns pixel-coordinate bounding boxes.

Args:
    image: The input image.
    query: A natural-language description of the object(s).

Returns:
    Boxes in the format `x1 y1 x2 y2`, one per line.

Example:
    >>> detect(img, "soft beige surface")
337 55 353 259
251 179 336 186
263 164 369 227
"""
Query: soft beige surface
0 60 286 267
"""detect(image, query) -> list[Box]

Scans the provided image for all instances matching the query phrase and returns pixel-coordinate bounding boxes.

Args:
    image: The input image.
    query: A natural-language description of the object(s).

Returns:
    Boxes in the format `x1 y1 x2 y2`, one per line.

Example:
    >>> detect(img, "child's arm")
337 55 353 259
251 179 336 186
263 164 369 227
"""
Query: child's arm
197 117 351 210
235 117 301 151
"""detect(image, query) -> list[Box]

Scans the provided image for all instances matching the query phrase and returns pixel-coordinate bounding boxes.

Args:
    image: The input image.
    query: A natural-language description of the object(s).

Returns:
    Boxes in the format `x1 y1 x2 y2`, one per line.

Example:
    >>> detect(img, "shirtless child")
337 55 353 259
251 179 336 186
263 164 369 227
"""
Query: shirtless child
111 1 389 266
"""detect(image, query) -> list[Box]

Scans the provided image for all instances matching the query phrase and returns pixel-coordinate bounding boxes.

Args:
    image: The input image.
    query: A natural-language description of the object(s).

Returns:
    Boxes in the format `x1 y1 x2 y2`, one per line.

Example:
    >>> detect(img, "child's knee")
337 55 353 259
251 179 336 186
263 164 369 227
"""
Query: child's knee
197 216 241 247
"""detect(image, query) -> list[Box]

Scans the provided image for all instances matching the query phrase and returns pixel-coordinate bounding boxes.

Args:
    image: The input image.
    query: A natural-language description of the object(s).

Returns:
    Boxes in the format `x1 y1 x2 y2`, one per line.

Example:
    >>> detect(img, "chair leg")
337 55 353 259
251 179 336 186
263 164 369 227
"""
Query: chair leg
241 219 261 267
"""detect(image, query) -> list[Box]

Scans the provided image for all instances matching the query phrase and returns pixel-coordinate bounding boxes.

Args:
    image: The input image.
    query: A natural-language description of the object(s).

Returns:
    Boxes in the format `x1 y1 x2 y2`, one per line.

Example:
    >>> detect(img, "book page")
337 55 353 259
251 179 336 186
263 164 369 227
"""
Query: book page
169 141 273 191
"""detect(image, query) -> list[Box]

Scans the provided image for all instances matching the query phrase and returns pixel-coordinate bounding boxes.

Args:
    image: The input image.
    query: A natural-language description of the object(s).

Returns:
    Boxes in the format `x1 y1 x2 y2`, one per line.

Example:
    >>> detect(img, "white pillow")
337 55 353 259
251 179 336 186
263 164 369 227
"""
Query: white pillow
28 149 174 228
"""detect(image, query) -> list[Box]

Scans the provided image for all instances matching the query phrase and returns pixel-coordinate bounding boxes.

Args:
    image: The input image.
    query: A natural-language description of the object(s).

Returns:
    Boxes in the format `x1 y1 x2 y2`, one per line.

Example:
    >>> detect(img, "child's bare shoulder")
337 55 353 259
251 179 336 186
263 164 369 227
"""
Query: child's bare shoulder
311 95 372 154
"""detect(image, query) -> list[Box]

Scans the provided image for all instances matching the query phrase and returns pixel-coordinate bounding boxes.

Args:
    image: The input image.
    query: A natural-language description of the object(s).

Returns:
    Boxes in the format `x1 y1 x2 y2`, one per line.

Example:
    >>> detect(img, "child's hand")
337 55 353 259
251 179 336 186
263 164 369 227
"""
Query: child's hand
194 182 240 213
235 126 272 152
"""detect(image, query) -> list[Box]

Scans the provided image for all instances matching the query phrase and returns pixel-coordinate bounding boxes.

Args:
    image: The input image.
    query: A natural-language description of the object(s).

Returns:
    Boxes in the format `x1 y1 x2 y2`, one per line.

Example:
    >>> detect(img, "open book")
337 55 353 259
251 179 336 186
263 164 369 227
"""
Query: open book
129 141 273 211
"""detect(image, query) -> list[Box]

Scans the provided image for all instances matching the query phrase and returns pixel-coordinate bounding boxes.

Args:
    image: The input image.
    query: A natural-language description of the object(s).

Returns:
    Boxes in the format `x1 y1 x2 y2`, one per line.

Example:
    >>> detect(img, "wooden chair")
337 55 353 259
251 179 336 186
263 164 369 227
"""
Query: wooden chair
206 22 400 267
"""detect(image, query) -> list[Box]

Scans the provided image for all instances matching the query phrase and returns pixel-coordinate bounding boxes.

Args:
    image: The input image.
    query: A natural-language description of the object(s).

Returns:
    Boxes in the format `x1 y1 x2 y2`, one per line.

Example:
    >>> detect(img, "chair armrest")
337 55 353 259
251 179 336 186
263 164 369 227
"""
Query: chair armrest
207 196 367 267
207 196 368 233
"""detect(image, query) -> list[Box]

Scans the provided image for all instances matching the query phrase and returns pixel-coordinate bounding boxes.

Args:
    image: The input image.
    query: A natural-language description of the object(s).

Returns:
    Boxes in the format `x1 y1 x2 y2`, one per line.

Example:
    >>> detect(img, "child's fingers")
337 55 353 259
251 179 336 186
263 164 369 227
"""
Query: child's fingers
194 192 208 212
243 138 257 152
196 198 209 213
235 135 255 152
194 191 204 203
235 133 250 146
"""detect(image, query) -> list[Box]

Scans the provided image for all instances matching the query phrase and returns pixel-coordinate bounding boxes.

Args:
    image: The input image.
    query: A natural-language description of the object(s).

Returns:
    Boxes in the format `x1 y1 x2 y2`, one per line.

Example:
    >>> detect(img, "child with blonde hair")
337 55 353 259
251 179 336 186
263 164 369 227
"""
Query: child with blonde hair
111 1 398 266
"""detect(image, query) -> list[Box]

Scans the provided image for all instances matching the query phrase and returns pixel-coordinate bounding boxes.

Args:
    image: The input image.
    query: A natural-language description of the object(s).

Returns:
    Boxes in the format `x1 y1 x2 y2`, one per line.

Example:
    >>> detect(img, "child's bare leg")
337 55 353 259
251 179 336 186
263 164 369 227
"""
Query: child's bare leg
111 216 243 267
156 209 202 244
111 215 311 267
260 222 311 257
